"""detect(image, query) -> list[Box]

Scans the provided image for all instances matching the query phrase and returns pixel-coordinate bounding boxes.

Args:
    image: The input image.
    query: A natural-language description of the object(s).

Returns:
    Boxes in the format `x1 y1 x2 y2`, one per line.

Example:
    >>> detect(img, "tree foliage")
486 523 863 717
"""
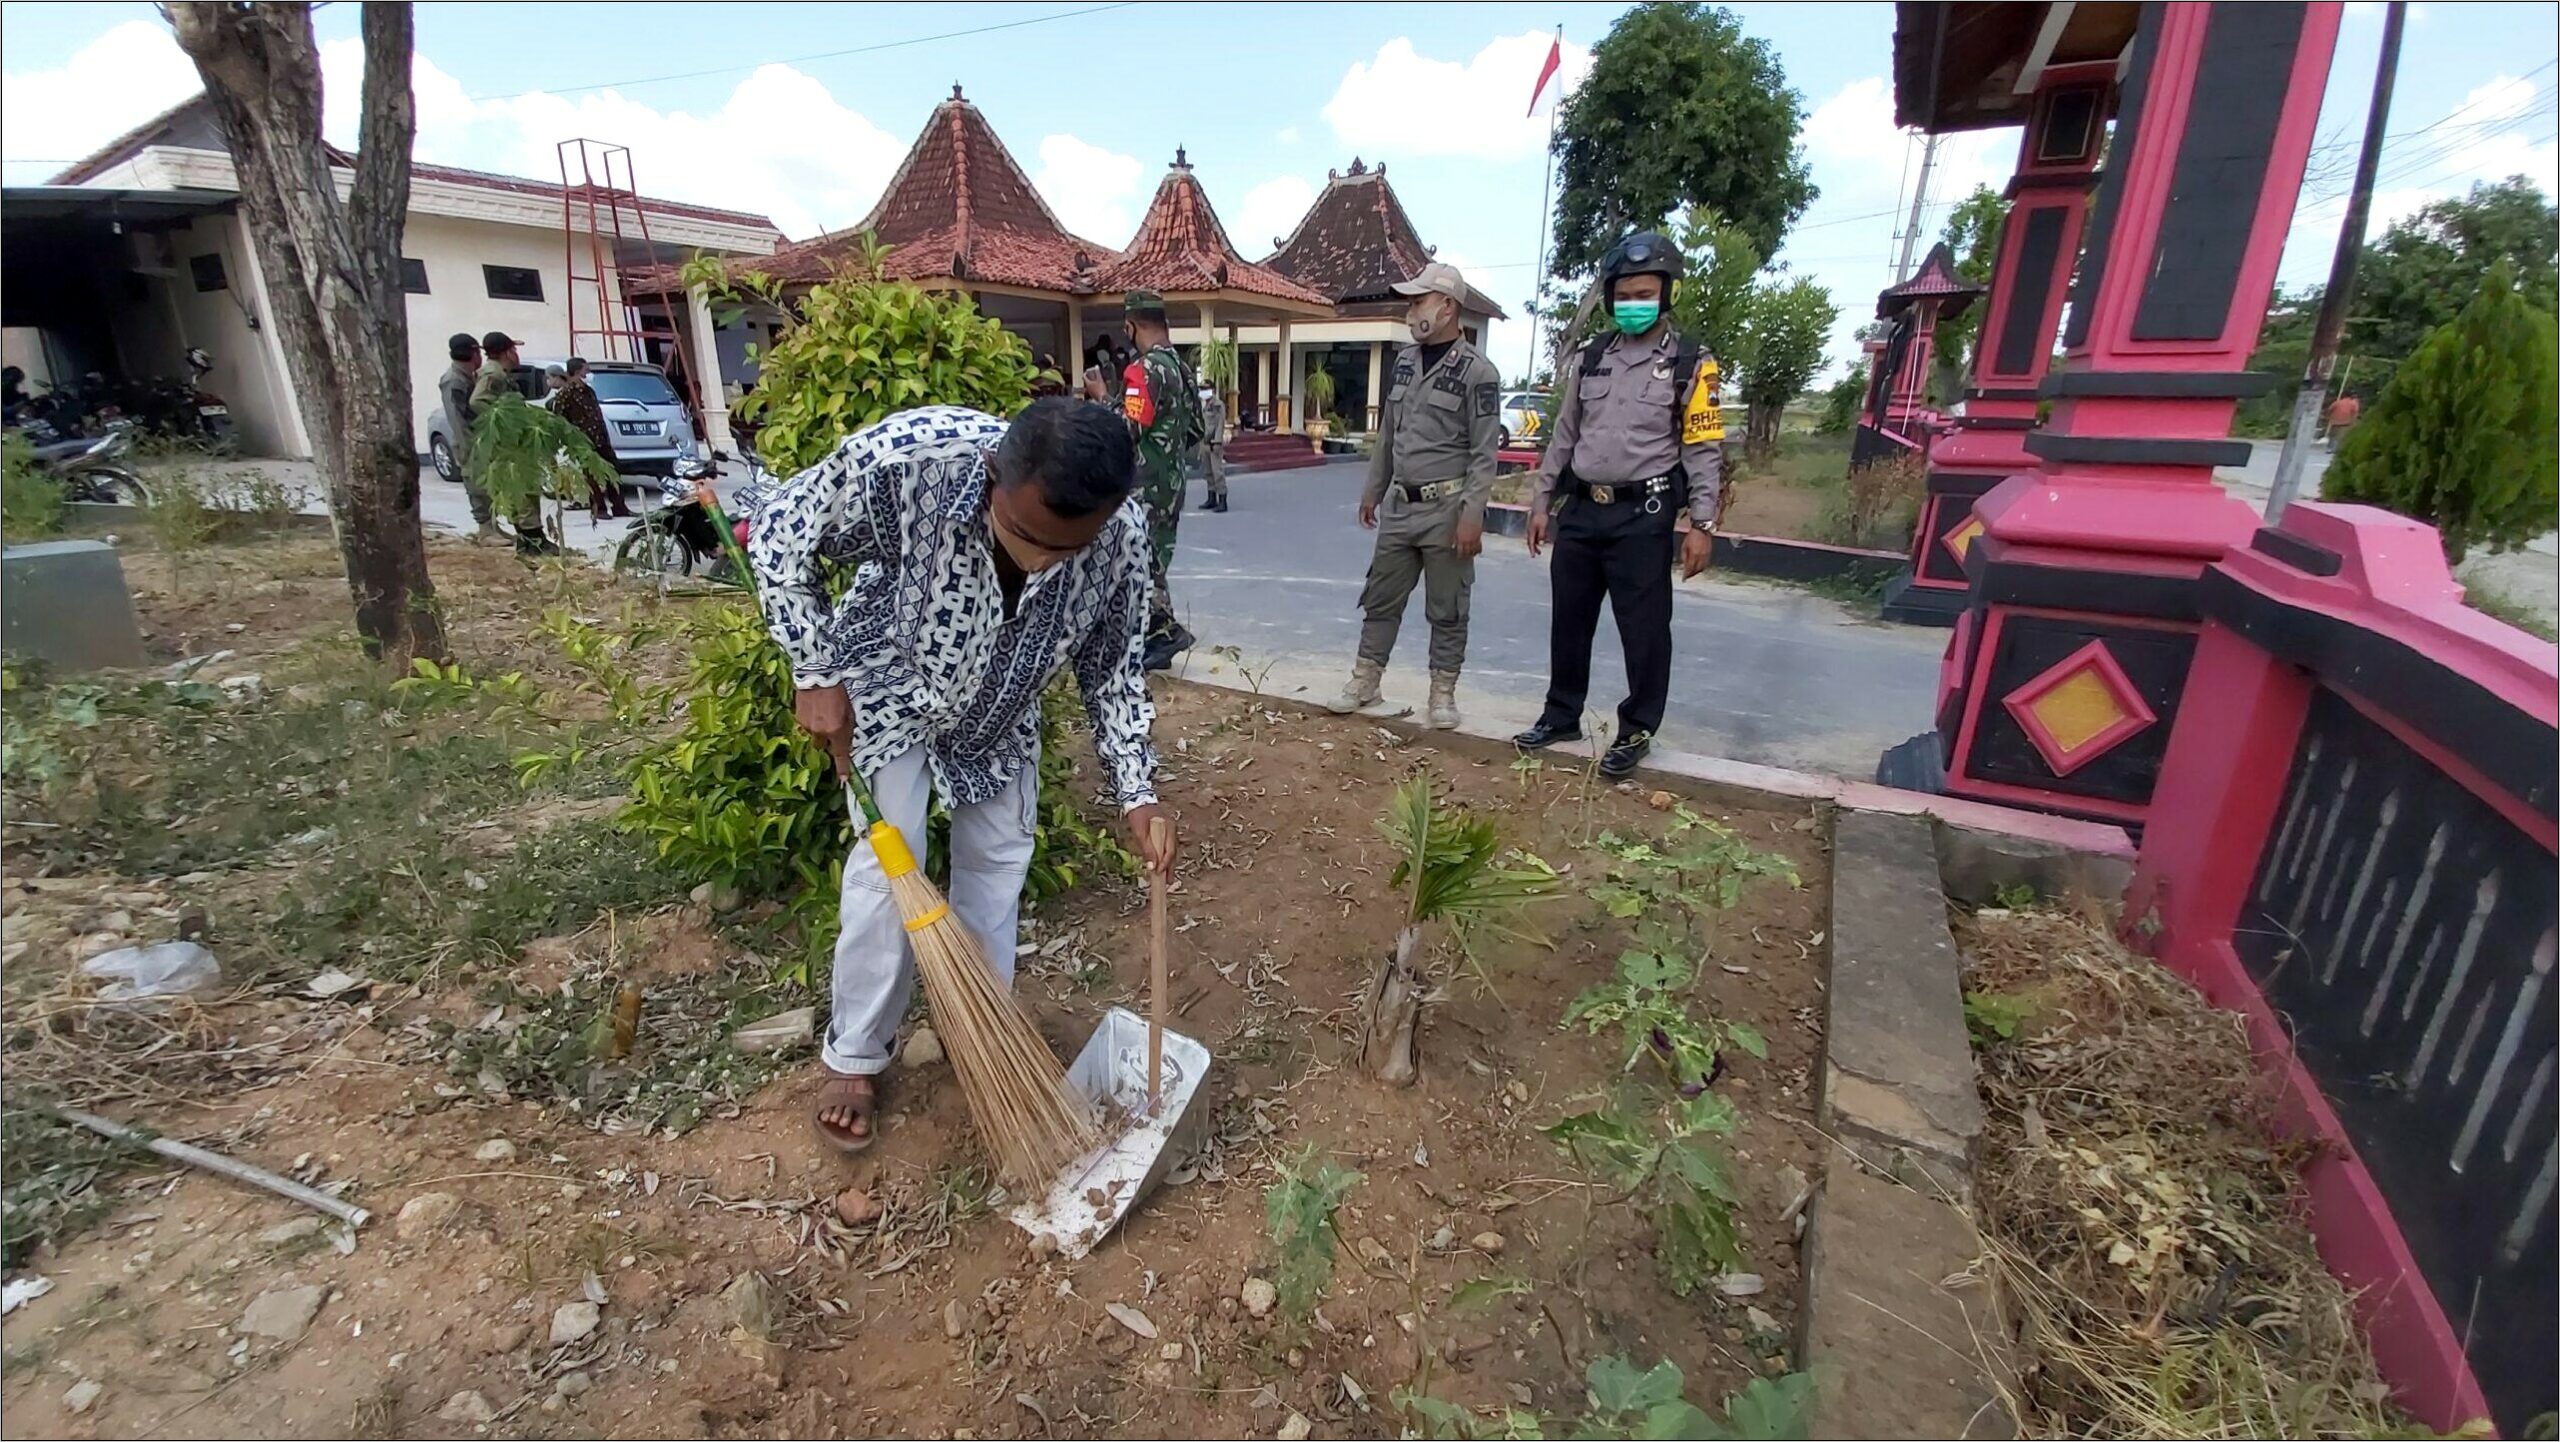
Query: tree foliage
682 244 1036 475
1740 277 1838 455
2355 177 2559 364
1668 210 1766 378
1817 364 1867 434
465 392 617 526
1933 184 2008 387
1549 3 1815 278
2325 261 2558 563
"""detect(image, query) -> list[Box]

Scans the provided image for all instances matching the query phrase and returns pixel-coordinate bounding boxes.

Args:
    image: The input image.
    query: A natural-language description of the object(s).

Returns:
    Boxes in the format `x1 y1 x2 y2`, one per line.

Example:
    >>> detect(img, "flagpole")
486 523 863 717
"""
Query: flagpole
1526 23 1561 384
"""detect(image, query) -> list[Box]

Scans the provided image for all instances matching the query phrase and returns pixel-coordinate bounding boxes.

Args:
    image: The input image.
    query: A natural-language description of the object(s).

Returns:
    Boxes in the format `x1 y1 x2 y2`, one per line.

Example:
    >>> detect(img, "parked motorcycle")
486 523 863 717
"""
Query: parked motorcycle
23 420 152 506
612 444 767 582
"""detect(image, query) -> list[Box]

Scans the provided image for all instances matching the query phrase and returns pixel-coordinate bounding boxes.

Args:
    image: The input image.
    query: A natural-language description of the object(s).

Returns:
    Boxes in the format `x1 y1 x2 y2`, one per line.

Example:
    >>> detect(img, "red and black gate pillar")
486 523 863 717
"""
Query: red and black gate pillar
1882 0 2343 829
1879 61 2115 626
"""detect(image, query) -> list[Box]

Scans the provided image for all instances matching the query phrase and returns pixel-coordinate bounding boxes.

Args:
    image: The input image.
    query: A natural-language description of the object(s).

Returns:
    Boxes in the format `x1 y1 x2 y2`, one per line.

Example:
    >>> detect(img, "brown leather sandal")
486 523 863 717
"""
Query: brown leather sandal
811 1072 879 1155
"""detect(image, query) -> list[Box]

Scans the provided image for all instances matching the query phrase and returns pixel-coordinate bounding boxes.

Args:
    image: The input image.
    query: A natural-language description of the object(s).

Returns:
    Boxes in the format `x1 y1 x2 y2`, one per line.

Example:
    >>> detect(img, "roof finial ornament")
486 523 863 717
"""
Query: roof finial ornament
1348 156 1366 175
1173 145 1190 169
952 83 966 101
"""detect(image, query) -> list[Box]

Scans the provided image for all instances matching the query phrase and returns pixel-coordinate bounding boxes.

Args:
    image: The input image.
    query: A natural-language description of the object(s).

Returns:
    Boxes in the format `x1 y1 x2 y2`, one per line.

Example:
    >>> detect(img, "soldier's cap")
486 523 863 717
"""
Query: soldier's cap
1390 261 1470 304
480 330 520 354
1122 288 1167 317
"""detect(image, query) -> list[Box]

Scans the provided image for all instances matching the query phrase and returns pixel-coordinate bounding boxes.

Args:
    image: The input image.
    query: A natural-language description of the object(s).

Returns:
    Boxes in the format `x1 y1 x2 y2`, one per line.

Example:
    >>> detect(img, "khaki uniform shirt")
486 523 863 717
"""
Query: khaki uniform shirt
1363 338 1502 526
439 364 480 466
1531 325 1726 528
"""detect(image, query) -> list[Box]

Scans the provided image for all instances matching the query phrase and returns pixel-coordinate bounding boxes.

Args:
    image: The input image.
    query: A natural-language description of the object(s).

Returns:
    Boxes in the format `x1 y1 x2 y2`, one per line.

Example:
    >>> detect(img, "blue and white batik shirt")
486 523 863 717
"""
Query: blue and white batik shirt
746 405 1158 811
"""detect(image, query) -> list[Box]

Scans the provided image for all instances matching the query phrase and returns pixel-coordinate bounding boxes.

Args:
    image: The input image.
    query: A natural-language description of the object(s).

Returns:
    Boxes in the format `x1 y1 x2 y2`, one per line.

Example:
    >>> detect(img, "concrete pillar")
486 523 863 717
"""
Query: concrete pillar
1066 297 1085 372
1366 341 1385 432
1197 299 1218 402
1276 319 1295 431
686 283 734 456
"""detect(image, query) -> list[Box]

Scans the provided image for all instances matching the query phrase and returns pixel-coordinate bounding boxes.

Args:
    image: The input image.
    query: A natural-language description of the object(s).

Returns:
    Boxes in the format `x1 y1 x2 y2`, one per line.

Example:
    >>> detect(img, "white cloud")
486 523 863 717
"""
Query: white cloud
316 43 905 242
1030 133 1145 245
2281 72 2559 280
0 19 203 181
1234 175 1316 257
1275 126 1302 146
1798 77 2010 220
1322 32 1593 162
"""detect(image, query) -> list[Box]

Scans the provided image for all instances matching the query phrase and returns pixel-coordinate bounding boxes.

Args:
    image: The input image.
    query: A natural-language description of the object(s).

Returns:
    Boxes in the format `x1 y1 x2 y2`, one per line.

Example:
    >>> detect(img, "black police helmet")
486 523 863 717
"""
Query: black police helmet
1599 231 1685 287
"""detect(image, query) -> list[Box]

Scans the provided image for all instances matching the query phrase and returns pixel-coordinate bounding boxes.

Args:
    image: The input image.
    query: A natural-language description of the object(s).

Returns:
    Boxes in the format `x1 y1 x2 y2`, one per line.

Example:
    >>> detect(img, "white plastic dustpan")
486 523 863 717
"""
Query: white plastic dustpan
1008 1005 1209 1259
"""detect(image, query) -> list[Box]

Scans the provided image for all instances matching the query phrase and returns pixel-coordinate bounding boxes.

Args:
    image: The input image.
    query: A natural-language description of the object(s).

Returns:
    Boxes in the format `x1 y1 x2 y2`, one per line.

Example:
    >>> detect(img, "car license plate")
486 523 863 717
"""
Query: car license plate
198 404 229 417
617 421 655 436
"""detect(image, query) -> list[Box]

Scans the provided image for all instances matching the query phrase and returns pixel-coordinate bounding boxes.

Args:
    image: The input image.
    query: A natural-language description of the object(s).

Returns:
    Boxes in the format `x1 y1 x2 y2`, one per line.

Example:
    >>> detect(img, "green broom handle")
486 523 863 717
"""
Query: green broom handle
690 473 879 830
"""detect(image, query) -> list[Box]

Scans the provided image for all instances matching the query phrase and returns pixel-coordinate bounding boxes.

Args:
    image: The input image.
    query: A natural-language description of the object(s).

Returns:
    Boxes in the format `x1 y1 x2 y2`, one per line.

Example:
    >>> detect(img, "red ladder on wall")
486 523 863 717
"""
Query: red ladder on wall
556 138 703 421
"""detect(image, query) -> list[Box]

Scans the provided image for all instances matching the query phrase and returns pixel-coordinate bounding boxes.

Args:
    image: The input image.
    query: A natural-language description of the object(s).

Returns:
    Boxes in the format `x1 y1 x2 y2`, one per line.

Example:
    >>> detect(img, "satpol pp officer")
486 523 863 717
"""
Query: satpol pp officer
1514 230 1726 778
1327 261 1502 730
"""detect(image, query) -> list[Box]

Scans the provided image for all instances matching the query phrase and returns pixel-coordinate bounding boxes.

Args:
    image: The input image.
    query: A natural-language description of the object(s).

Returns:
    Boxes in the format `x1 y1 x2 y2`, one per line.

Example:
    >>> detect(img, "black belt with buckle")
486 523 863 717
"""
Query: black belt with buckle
1396 479 1462 502
1581 475 1675 507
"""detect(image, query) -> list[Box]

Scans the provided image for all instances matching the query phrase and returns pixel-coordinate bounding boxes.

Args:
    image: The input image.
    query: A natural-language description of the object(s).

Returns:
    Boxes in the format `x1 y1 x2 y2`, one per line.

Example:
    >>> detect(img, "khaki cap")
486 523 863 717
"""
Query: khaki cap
1390 261 1469 305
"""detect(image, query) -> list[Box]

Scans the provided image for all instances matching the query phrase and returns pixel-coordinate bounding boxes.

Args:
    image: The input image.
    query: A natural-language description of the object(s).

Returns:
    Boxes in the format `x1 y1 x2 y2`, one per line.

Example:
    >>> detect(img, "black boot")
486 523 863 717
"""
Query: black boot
1512 719 1583 751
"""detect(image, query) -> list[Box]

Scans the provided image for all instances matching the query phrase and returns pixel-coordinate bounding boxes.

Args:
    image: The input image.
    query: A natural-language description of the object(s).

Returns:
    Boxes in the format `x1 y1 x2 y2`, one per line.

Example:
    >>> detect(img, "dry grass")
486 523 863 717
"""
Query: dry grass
1957 905 2449 1440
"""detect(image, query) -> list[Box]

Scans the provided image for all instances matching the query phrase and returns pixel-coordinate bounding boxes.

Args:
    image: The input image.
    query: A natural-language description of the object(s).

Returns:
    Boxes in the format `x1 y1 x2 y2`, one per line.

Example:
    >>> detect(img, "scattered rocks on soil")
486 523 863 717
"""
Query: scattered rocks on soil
1105 1302 1158 1339
1241 1277 1277 1318
550 1300 601 1345
943 1300 966 1340
833 1185 880 1226
900 1025 945 1068
689 879 743 912
63 1379 102 1415
1469 1231 1506 1255
396 1192 460 1237
1277 1411 1313 1440
239 1284 325 1342
473 1138 517 1163
257 1217 324 1246
438 1390 497 1426
1714 1273 1765 1297
556 1371 592 1399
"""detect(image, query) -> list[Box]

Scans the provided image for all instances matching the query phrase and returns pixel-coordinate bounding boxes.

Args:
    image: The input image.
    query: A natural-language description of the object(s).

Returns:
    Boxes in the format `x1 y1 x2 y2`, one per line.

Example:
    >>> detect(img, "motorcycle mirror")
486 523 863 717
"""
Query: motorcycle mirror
187 348 213 373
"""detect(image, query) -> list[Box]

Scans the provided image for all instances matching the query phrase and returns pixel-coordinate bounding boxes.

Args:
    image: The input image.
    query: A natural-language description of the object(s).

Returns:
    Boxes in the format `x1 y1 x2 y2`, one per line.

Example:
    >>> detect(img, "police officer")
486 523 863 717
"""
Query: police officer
1514 231 1725 777
1119 289 1206 671
1327 262 1502 730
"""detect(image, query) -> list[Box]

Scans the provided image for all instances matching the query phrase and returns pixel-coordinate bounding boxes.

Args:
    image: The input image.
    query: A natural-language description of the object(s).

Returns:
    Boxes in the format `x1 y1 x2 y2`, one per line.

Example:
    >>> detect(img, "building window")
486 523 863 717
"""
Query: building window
482 264 544 303
190 253 228 292
400 258 431 294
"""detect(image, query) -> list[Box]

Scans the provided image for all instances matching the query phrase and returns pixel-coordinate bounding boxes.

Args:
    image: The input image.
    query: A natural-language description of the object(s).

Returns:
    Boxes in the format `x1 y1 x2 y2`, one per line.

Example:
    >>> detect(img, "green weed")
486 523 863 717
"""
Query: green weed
1547 1090 1747 1294
1262 1145 1364 1327
1962 990 2036 1048
1400 1355 1818 1440
0 1103 151 1269
1563 946 1767 1091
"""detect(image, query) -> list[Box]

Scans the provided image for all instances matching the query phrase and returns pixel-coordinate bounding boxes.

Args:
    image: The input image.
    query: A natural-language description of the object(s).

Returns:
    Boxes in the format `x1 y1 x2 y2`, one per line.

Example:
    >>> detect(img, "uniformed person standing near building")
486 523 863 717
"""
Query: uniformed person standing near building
1326 261 1501 730
1514 232 1724 777
1195 381 1229 512
1120 289 1206 671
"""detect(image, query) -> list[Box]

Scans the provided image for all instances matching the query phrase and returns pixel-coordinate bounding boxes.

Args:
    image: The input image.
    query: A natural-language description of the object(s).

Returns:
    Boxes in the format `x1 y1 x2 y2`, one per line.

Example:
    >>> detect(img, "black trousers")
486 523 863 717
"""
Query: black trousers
1537 494 1676 740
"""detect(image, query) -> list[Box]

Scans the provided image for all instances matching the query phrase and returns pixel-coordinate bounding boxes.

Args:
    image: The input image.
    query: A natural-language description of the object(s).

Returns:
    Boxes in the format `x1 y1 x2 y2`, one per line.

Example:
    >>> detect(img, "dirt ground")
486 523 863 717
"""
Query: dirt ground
2 534 1829 1440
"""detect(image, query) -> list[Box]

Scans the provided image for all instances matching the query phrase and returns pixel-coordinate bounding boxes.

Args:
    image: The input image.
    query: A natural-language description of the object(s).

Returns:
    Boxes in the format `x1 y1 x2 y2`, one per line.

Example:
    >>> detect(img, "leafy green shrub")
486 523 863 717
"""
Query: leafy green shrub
1262 1145 1363 1327
467 392 617 524
1564 946 1767 1090
1548 1090 1748 1292
1 431 64 541
1361 777 1559 1079
1 1103 147 1269
685 243 1036 475
1816 364 1866 434
1963 989 2035 1048
2325 260 2558 562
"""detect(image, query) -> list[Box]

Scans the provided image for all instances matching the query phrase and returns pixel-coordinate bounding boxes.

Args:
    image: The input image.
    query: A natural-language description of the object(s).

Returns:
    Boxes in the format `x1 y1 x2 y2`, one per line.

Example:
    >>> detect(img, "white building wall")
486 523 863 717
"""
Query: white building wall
394 210 627 451
163 213 304 459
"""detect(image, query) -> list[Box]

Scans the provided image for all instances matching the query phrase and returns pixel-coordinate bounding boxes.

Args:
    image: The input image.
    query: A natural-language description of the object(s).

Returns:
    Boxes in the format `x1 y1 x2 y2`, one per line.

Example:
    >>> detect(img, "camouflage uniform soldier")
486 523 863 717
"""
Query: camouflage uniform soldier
1119 289 1205 671
1327 262 1501 730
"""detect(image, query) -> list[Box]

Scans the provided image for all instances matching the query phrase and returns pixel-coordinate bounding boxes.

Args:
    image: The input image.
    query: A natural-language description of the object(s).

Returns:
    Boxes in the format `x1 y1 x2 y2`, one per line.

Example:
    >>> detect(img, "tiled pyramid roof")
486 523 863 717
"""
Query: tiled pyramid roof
1876 241 1985 316
753 87 1115 292
1095 151 1330 310
1266 159 1506 317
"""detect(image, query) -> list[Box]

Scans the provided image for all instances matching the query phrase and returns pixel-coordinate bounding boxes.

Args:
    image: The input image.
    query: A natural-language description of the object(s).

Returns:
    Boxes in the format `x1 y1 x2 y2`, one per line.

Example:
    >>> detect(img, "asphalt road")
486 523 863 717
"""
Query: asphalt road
1164 459 1947 778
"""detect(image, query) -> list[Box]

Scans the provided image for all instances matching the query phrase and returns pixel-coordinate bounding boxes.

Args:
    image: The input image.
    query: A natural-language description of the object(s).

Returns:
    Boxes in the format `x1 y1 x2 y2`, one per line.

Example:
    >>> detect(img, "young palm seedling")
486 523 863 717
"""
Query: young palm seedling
1358 776 1559 1084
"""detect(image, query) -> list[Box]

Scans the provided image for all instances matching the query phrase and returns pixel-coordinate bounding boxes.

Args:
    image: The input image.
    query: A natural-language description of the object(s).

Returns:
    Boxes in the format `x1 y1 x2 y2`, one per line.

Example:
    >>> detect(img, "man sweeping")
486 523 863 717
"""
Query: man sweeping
749 398 1177 1153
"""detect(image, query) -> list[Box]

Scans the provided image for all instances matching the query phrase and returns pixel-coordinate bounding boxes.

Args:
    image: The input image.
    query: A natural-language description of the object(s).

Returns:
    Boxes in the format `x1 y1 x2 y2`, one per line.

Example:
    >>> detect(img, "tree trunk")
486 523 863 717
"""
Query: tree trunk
1745 400 1783 461
1359 924 1425 1086
168 1 445 665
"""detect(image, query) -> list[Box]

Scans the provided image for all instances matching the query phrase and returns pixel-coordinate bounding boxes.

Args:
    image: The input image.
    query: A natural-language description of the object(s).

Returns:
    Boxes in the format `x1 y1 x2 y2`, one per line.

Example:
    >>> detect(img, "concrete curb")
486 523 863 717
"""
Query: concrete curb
1802 810 2007 1439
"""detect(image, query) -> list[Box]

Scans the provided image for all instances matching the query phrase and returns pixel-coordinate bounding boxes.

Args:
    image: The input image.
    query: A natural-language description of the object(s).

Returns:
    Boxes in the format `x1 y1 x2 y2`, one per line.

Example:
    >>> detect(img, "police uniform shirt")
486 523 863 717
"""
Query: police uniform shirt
1529 325 1725 528
1363 338 1503 526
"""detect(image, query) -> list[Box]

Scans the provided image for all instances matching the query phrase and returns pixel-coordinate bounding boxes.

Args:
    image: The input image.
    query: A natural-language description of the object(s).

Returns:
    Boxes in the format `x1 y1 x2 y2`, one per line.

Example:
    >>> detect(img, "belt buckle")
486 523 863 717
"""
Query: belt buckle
1590 484 1615 505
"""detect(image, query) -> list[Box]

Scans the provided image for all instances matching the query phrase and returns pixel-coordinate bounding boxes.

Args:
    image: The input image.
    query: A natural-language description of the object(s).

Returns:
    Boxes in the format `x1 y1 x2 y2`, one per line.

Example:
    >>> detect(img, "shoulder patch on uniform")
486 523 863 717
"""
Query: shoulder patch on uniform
1473 381 1498 418
1682 358 1726 446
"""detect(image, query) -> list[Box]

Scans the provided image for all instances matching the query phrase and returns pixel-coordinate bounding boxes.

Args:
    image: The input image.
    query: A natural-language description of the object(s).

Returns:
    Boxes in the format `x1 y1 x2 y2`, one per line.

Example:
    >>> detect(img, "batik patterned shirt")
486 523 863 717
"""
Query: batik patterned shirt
745 405 1158 810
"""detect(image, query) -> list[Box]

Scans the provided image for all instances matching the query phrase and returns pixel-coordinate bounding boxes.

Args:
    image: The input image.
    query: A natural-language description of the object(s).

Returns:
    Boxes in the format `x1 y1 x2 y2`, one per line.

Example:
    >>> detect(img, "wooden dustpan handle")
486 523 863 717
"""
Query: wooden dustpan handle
1147 815 1169 1111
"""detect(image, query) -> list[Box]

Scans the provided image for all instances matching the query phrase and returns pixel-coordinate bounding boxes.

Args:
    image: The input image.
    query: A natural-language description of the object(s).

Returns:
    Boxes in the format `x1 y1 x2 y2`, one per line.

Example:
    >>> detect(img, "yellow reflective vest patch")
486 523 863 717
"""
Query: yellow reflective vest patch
1682 359 1726 446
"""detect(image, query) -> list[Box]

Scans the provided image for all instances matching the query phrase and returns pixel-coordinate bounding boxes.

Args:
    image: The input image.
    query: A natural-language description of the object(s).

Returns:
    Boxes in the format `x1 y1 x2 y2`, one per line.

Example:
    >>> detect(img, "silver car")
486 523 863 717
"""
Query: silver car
428 357 701 482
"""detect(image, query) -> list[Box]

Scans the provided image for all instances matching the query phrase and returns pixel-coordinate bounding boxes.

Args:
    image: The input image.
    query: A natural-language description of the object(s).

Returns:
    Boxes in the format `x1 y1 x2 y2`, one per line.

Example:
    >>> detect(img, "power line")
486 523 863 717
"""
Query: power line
463 3 1138 102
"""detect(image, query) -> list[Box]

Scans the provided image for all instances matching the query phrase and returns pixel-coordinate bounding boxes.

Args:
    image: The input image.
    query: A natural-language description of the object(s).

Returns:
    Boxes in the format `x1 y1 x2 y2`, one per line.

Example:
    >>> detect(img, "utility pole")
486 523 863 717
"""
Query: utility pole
2267 0 2405 519
1894 132 1942 281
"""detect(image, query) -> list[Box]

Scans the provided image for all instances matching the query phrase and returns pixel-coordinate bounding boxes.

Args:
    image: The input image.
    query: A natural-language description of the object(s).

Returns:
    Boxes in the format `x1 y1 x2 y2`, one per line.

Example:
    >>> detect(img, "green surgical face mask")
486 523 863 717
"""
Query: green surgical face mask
1611 300 1662 336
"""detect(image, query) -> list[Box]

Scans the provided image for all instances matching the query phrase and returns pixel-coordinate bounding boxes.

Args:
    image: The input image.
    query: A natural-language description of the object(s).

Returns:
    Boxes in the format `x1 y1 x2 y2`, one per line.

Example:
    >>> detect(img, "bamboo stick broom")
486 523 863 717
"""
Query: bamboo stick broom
841 772 1099 1189
707 479 1098 1187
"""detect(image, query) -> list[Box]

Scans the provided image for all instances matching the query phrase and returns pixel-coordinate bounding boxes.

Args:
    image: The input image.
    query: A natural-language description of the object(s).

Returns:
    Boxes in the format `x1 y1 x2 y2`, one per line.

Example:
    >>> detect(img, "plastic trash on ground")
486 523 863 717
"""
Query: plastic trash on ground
82 941 222 1004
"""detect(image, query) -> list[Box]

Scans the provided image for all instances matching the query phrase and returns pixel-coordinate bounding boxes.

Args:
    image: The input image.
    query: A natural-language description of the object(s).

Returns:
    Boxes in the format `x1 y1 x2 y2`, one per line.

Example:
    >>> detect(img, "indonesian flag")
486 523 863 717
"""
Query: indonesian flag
1527 36 1562 116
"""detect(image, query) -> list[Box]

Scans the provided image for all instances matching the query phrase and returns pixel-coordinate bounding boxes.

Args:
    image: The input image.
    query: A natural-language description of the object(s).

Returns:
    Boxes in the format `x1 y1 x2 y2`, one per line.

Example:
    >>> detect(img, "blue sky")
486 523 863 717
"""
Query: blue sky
4 2 2554 383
